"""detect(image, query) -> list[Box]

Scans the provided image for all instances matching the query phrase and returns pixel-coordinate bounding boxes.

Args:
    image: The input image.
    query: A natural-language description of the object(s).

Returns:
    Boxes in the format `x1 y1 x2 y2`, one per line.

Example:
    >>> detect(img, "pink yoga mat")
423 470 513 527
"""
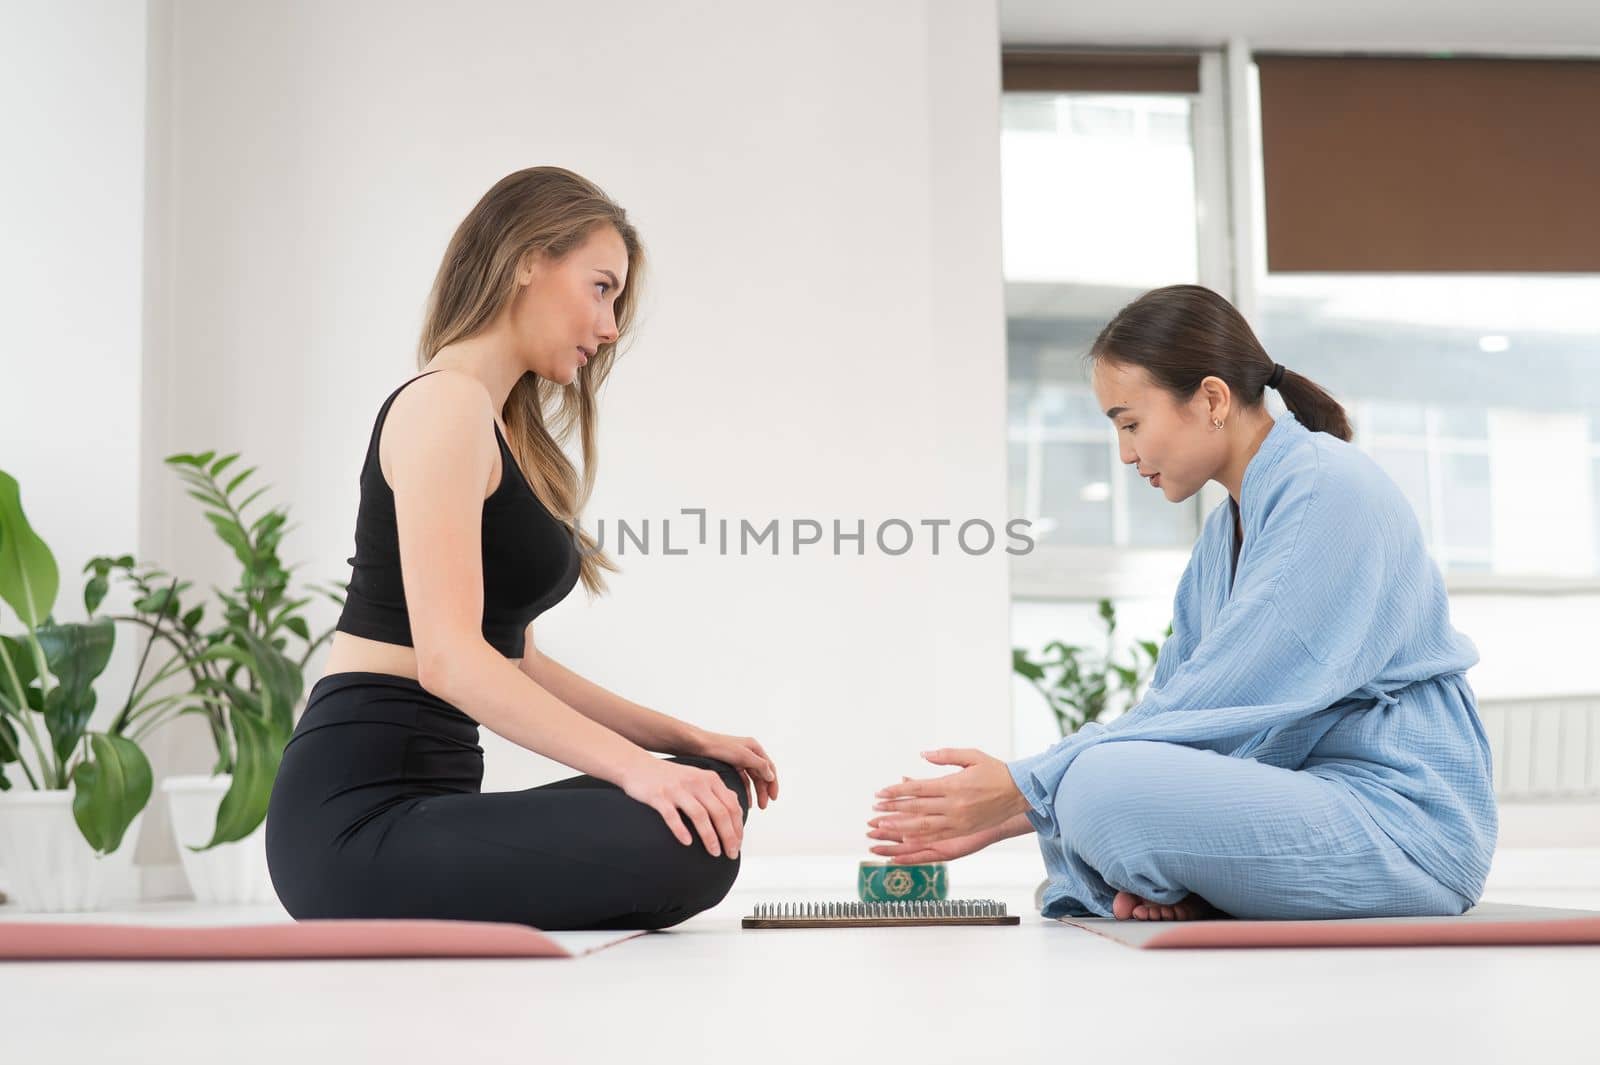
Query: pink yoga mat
0 919 647 960
1057 902 1600 949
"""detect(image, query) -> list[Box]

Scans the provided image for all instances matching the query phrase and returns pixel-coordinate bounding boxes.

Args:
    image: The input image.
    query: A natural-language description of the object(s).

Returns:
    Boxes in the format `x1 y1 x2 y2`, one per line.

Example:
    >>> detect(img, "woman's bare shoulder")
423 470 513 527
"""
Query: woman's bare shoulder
378 369 498 485
388 369 495 424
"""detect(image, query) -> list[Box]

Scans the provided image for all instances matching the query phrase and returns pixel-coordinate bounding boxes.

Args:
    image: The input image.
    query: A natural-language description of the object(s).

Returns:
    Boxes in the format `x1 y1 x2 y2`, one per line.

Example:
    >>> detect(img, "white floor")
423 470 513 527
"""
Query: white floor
3 855 1599 1065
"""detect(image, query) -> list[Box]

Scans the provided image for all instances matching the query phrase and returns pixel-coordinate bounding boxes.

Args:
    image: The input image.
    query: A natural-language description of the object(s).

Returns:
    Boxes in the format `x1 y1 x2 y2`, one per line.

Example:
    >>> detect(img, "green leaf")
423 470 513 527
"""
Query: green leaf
0 713 21 763
71 733 153 854
182 605 205 631
192 710 280 849
37 618 115 693
132 586 179 616
37 619 116 760
43 684 97 762
1011 648 1045 682
225 465 257 496
267 596 311 628
0 633 40 691
204 513 254 566
232 626 302 737
209 453 241 478
83 573 110 615
195 674 262 717
0 469 60 627
235 486 270 513
184 488 229 511
285 617 310 641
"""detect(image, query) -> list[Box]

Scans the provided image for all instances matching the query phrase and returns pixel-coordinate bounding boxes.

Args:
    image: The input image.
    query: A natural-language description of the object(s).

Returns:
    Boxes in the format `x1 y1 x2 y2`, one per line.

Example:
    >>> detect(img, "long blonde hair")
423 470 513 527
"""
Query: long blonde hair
416 166 644 595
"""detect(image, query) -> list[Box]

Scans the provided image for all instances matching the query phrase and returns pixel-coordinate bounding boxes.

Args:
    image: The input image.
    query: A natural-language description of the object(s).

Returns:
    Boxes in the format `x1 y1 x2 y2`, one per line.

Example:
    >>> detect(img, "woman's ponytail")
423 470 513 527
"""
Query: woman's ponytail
1272 367 1353 442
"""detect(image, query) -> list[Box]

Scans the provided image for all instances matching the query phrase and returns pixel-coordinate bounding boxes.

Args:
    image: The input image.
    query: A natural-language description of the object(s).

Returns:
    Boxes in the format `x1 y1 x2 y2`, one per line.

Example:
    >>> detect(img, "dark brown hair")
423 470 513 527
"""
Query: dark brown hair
1089 284 1353 442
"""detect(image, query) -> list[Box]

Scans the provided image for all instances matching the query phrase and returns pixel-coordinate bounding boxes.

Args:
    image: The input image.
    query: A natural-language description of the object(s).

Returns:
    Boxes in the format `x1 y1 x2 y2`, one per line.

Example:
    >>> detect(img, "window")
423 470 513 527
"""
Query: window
1002 90 1209 559
1255 279 1600 577
1249 63 1600 579
1004 46 1600 818
1001 66 1225 754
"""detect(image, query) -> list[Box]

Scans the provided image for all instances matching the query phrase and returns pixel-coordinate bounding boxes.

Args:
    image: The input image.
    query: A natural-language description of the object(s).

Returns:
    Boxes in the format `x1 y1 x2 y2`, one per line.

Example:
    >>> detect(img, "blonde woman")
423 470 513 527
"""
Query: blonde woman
266 167 778 930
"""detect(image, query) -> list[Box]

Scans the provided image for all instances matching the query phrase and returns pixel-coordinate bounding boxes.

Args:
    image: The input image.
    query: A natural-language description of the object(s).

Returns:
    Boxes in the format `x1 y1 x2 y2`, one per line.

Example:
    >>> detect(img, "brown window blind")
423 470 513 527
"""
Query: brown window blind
1002 51 1200 95
1257 55 1600 273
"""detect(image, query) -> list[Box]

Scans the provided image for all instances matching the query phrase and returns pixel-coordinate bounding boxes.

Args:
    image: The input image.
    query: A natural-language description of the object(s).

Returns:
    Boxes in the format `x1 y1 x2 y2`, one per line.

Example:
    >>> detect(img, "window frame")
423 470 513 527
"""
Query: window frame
1004 50 1235 601
1005 43 1600 599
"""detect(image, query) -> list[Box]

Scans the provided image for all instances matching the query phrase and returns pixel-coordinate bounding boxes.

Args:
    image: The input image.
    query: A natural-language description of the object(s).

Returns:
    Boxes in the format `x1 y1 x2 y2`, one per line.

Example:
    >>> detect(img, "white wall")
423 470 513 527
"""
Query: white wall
0 3 148 777
141 0 1009 867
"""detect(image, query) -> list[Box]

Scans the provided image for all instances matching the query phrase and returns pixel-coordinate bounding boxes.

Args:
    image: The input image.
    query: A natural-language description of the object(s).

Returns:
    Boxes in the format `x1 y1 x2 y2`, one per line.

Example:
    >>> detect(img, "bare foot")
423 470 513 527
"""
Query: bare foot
1112 889 1219 921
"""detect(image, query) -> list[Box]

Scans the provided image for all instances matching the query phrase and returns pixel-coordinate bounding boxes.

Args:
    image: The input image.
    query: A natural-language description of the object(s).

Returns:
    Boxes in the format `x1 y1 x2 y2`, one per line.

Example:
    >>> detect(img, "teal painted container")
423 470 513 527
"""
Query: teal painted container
857 860 949 902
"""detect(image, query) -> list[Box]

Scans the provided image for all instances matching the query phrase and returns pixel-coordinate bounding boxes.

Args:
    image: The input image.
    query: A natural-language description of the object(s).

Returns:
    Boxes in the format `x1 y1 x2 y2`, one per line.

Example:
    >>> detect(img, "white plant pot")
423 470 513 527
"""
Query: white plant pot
0 789 145 912
162 774 275 905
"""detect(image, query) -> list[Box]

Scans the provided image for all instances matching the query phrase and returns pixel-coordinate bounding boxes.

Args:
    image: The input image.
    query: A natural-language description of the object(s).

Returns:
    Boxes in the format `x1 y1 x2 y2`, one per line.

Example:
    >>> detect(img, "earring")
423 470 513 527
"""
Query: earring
1212 418 1225 430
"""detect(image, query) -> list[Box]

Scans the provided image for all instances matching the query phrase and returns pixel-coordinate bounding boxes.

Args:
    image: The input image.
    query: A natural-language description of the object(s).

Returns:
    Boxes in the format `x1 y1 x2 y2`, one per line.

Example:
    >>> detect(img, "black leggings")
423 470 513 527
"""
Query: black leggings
265 671 747 930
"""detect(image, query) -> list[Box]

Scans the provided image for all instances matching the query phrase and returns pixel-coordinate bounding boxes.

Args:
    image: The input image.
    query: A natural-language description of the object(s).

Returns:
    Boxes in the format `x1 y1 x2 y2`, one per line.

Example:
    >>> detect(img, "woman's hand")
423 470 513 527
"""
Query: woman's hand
870 748 1031 847
620 757 745 859
867 799 1002 864
682 727 779 810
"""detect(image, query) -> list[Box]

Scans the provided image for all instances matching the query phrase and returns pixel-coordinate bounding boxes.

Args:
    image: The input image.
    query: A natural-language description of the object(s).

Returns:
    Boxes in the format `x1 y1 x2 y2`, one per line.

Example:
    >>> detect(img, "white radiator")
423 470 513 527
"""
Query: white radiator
1478 695 1600 800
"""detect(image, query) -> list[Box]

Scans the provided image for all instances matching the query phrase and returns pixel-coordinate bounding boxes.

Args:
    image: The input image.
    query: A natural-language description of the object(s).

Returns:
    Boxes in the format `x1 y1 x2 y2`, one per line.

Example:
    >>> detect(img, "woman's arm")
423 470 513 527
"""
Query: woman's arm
386 374 662 783
518 641 698 755
383 372 746 857
993 811 1037 840
519 632 780 808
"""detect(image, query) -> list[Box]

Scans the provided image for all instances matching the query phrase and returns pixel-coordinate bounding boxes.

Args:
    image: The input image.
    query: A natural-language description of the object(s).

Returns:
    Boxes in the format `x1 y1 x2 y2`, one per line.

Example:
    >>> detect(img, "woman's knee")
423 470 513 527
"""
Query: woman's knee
1056 742 1140 822
647 839 740 921
671 755 750 819
1055 742 1172 868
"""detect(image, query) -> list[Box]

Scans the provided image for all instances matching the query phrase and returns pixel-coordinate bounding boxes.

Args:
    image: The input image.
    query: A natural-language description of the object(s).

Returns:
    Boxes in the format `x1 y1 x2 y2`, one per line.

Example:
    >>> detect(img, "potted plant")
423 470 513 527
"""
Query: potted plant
1012 599 1170 738
0 470 154 912
88 450 343 904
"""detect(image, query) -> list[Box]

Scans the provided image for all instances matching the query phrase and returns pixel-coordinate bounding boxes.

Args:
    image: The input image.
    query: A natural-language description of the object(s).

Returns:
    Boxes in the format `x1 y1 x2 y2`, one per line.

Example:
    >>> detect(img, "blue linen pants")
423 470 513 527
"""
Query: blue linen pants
1036 740 1476 919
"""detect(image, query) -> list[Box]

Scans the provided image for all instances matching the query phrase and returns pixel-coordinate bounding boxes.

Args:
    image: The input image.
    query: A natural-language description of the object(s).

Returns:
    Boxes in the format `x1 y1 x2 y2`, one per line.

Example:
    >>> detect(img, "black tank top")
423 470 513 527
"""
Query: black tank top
333 370 581 658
